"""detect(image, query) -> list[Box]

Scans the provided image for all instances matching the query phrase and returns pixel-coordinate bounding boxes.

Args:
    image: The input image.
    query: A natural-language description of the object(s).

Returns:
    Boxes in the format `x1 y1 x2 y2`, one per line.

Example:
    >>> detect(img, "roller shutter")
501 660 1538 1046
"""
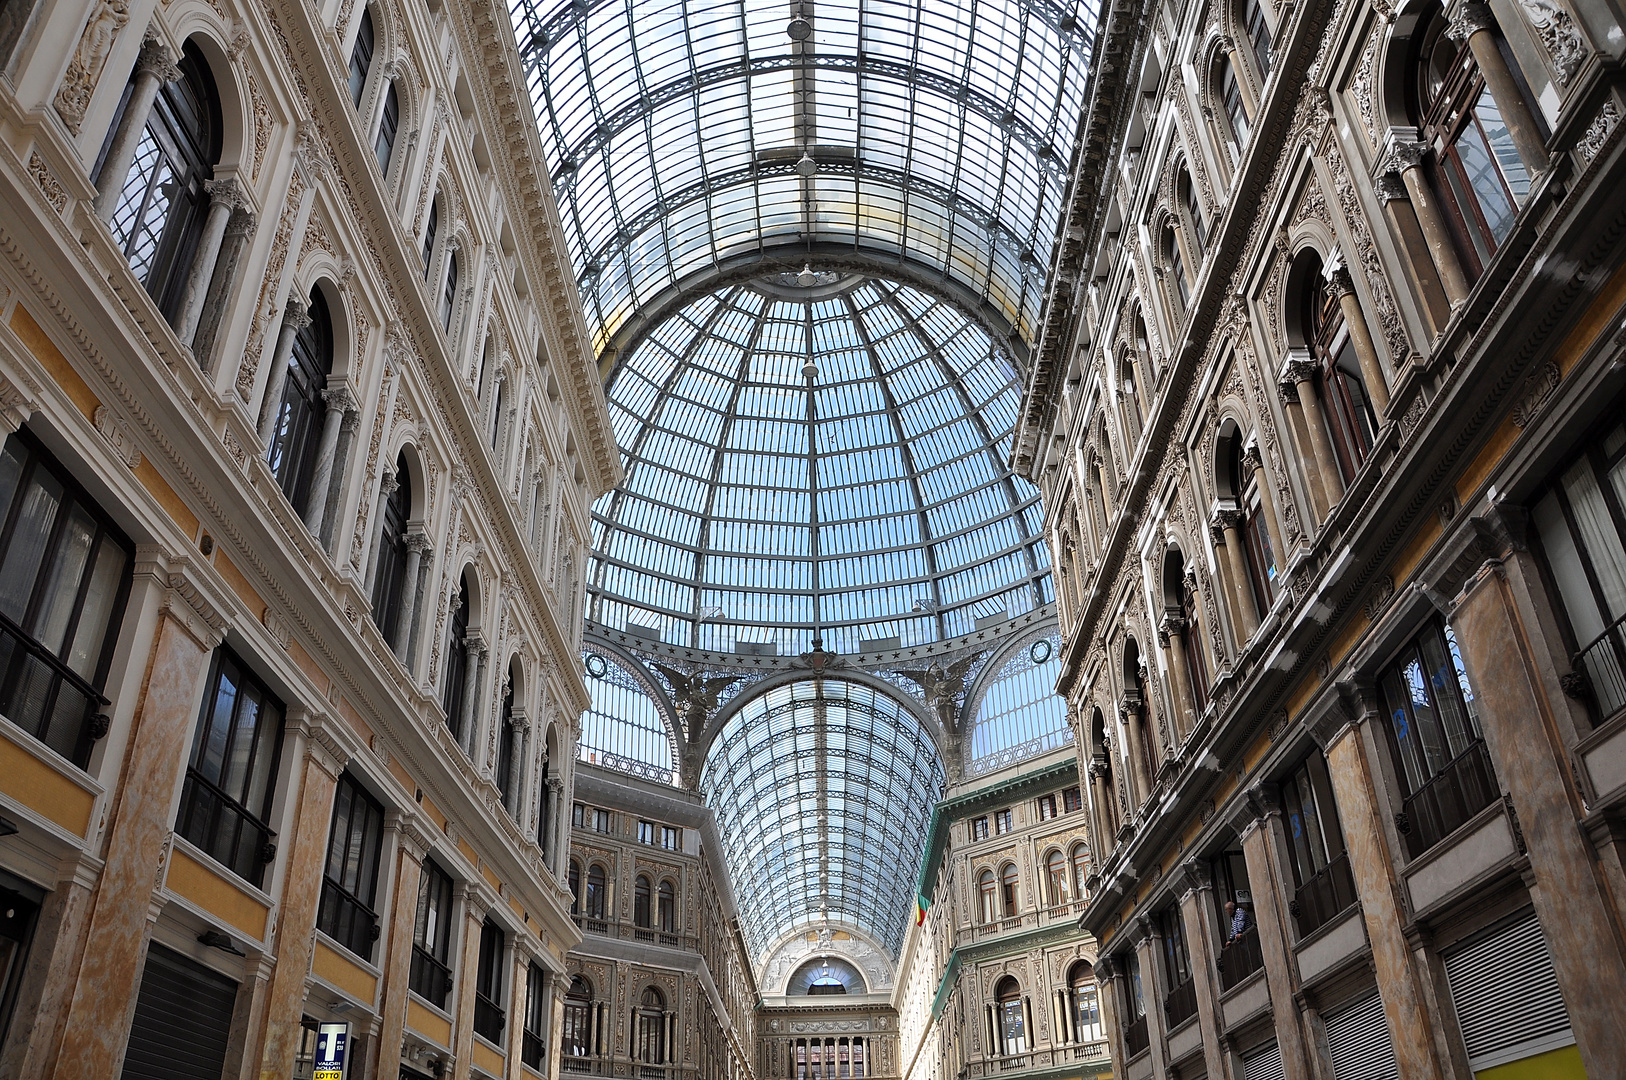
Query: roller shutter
1443 909 1573 1070
1325 991 1398 1080
121 943 238 1080
1241 1040 1283 1080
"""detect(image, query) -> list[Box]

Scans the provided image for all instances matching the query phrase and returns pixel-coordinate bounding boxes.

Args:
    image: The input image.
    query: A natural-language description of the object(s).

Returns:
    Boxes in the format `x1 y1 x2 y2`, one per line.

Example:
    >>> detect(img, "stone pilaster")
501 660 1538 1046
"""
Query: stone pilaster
370 814 434 1080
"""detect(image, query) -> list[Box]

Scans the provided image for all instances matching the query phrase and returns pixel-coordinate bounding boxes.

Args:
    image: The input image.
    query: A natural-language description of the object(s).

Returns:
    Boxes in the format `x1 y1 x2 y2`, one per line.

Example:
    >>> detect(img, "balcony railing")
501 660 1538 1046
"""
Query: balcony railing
1163 978 1198 1028
960 904 1084 946
317 878 379 962
1574 610 1626 721
523 1031 545 1070
176 769 277 887
409 945 452 1009
573 916 697 950
957 1043 1110 1078
0 613 111 769
1397 739 1499 859
1217 925 1264 991
474 993 505 1043
1290 853 1358 938
1124 1015 1149 1056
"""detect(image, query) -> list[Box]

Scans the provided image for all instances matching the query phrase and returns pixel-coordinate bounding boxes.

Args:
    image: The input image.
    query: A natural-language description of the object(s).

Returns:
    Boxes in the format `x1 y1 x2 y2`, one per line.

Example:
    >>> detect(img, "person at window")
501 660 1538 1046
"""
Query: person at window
1223 900 1251 946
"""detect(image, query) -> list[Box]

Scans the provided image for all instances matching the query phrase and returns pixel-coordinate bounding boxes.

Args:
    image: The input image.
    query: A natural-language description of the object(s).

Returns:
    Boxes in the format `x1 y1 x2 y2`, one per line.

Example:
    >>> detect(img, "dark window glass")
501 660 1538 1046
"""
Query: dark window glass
0 872 41 1053
1063 786 1082 812
423 198 438 280
494 677 515 805
474 919 505 1042
563 976 593 1057
657 880 675 933
585 864 607 919
971 816 989 840
371 456 411 640
1182 173 1206 257
1308 271 1377 483
177 648 285 886
1037 793 1057 821
101 44 221 323
441 253 459 333
267 289 332 517
1166 227 1188 308
537 753 551 854
348 8 374 107
1160 906 1196 1027
634 875 652 928
1211 850 1263 989
1045 850 1067 906
568 859 581 916
375 82 399 176
1377 620 1498 856
523 962 546 1069
999 862 1018 915
996 978 1025 1055
0 433 131 766
993 808 1013 835
411 858 454 1008
1244 0 1272 75
317 771 384 960
442 575 469 732
1280 752 1358 936
1220 57 1249 153
1180 569 1210 713
1071 844 1090 900
636 987 666 1064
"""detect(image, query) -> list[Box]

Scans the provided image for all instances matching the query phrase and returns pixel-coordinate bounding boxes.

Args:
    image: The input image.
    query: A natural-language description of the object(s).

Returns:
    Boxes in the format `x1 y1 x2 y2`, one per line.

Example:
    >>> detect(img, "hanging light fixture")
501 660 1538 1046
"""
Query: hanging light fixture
796 152 819 177
797 263 818 287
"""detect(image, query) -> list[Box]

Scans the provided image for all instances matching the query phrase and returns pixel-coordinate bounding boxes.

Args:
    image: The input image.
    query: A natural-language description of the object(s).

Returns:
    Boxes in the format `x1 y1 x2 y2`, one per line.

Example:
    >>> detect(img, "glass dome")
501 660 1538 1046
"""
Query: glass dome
587 275 1052 654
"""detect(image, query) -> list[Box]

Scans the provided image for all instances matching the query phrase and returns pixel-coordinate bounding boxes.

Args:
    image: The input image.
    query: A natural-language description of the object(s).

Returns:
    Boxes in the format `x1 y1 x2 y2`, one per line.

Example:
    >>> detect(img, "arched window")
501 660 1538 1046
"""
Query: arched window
1119 352 1143 448
1223 433 1277 614
978 869 998 923
636 987 667 1064
1069 962 1103 1043
267 288 331 517
1243 0 1272 76
1133 309 1154 380
441 251 459 333
1306 266 1377 483
494 672 516 808
634 874 652 928
374 81 399 177
1163 548 1210 714
658 880 676 933
490 378 506 452
996 977 1026 1055
1045 850 1068 907
1125 638 1158 778
1164 224 1188 309
1218 56 1250 159
568 859 581 915
442 573 470 733
1070 843 1090 900
1413 3 1530 269
563 975 594 1057
585 864 607 920
348 8 374 107
102 42 221 323
999 862 1019 916
423 197 439 279
370 454 411 641
1179 170 1206 260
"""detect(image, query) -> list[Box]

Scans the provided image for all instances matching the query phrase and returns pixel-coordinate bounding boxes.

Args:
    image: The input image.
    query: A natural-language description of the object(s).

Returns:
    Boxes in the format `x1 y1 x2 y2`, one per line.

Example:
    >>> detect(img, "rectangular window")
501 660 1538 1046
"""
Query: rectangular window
638 820 656 845
993 809 1013 835
1037 794 1058 821
411 859 454 1009
1377 620 1498 857
523 962 546 1069
474 919 505 1043
591 808 611 833
1160 906 1196 1027
1211 850 1263 990
0 431 132 768
661 825 681 850
572 802 584 827
317 771 384 960
1280 752 1358 937
1062 787 1083 813
971 816 989 840
176 647 286 887
0 871 41 1053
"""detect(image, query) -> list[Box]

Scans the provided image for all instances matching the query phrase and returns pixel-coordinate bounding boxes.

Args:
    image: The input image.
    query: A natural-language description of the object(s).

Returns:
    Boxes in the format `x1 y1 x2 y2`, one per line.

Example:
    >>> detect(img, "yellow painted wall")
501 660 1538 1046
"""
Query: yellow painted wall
166 846 270 939
313 939 378 1003
407 999 453 1047
0 726 94 835
473 1039 506 1076
1474 1044 1587 1080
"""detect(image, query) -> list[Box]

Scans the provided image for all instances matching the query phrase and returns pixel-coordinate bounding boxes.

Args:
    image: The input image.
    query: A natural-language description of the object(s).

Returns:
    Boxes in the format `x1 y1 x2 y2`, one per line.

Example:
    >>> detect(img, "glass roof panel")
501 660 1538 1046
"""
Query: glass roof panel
587 277 1050 654
512 0 1098 354
967 636 1070 776
580 651 678 784
701 678 943 958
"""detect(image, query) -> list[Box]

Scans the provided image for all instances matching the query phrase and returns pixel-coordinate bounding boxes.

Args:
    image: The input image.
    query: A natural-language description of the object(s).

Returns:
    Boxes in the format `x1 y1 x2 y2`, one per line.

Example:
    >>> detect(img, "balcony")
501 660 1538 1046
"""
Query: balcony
409 945 453 1009
959 904 1083 947
572 915 697 951
1290 853 1358 938
1124 1015 1149 1056
474 993 505 1043
1397 739 1499 859
958 1043 1110 1078
1216 925 1264 991
1573 609 1626 721
0 613 111 769
1163 978 1198 1028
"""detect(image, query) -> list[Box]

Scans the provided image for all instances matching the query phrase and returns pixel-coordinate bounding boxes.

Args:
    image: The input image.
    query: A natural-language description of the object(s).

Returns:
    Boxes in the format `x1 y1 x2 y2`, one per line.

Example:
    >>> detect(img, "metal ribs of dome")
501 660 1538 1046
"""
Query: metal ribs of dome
587 276 1053 656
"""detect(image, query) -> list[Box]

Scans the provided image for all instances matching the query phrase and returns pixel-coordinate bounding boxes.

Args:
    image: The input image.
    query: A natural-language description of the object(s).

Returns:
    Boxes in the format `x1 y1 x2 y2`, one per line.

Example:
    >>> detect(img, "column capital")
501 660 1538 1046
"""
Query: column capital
134 545 236 651
223 205 257 237
1280 354 1319 385
135 34 182 83
464 629 489 657
322 383 358 414
203 177 249 212
378 467 399 497
508 706 530 734
1374 172 1409 204
282 295 313 331
1382 138 1428 173
1446 0 1496 42
1210 506 1245 537
1325 261 1358 299
405 529 433 554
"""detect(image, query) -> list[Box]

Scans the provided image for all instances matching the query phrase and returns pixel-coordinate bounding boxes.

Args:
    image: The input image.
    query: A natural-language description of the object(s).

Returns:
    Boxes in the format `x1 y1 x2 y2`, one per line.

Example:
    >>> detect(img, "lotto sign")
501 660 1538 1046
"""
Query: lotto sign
314 1022 349 1080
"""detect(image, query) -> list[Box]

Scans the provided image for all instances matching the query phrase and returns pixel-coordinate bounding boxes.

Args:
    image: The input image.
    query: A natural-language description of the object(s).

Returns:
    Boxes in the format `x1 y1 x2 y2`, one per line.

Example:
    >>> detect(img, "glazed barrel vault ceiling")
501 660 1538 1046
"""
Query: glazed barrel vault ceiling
510 0 1096 964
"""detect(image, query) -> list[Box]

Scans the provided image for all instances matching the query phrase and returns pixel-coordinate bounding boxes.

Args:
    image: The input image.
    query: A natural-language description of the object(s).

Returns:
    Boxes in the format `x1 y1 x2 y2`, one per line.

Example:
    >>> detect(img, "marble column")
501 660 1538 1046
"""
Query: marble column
1387 140 1471 305
256 298 311 447
1243 443 1288 572
1159 613 1197 741
193 205 257 372
94 37 180 220
49 558 225 1080
1320 692 1448 1080
1281 357 1345 508
303 383 357 537
1175 863 1227 1080
1450 550 1626 1079
451 888 492 1080
505 708 529 820
544 776 564 873
1119 701 1152 809
254 711 349 1080
457 634 487 757
1326 261 1390 414
1089 758 1116 857
1374 172 1452 335
1095 959 1126 1078
506 948 530 1074
1211 509 1260 642
176 179 247 347
1448 2 1548 176
546 975 568 1080
319 406 361 554
392 529 428 657
362 469 397 603
403 537 434 670
1234 791 1314 1080
370 815 432 1080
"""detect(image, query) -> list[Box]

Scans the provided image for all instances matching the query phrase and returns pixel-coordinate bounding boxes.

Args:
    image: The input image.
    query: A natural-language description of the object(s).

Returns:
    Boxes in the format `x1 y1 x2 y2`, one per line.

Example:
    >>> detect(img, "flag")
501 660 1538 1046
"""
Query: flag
915 893 930 925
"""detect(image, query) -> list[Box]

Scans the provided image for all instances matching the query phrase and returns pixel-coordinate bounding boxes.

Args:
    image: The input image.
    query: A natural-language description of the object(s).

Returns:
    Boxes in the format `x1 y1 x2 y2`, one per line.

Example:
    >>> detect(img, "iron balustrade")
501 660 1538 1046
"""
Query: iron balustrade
0 611 110 768
523 1031 545 1070
1290 853 1358 938
1217 925 1264 991
474 992 505 1043
1124 1015 1149 1056
1397 739 1499 859
409 944 452 1008
317 878 379 961
1573 611 1626 721
1163 978 1198 1028
959 1044 1110 1078
176 768 278 887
